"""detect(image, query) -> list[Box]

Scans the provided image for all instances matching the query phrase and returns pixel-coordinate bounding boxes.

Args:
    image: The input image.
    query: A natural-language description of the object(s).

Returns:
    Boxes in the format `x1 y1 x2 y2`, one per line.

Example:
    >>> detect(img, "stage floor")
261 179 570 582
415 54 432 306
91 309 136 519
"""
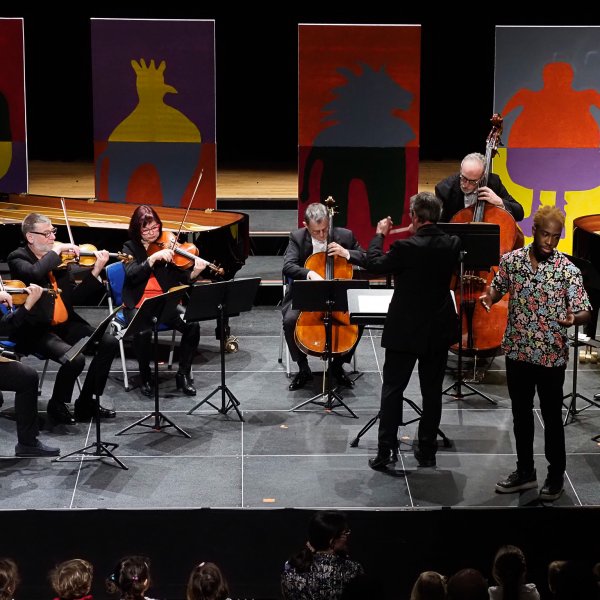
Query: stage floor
1 303 599 511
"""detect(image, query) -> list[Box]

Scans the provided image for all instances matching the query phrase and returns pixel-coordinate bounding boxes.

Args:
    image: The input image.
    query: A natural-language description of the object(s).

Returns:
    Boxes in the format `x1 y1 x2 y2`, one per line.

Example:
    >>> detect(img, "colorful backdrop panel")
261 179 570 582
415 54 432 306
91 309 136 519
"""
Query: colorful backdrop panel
0 18 27 194
92 19 215 208
299 24 420 248
494 26 600 252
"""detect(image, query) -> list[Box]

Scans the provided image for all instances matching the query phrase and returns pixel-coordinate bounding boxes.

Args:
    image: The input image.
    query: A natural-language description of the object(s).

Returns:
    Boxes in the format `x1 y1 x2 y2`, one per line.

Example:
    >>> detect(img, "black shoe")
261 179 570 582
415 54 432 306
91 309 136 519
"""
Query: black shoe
47 400 75 425
539 477 564 501
175 372 196 396
495 469 537 493
368 447 397 470
15 439 60 457
288 369 313 391
140 380 154 397
595 392 600 401
334 369 354 388
414 450 436 468
74 400 116 422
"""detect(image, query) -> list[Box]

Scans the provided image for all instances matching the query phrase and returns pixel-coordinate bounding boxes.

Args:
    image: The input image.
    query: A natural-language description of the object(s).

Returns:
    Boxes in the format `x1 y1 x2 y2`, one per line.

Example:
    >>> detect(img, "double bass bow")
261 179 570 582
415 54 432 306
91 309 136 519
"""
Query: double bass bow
450 114 524 358
294 197 359 357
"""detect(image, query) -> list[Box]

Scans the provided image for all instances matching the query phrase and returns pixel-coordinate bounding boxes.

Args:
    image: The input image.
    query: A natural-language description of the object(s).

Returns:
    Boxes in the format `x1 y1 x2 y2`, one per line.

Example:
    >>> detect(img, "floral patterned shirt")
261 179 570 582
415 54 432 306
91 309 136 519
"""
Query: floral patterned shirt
491 244 591 367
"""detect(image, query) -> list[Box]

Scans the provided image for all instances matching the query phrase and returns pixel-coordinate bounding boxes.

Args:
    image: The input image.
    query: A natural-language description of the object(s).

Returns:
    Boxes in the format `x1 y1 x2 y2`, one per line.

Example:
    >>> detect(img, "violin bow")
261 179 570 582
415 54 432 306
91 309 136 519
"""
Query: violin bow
60 197 77 246
172 169 204 245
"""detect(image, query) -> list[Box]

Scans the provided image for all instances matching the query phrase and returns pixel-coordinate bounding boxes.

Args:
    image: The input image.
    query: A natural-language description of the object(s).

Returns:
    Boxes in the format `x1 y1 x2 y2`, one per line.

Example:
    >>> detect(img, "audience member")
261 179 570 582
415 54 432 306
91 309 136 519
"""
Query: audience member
50 558 93 600
186 562 231 600
546 559 599 599
106 556 157 600
410 570 447 600
446 568 488 600
281 511 363 600
0 558 19 600
489 545 539 599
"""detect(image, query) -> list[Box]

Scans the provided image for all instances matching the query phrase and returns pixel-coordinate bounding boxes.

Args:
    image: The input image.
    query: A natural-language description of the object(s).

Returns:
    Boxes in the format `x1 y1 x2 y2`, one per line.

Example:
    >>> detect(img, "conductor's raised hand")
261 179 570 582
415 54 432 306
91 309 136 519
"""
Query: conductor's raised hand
376 216 393 236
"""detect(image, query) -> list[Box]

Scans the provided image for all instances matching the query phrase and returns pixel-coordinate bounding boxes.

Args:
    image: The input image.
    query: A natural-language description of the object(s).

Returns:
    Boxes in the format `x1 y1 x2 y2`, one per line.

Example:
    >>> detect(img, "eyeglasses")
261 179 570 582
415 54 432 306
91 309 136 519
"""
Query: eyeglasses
459 173 480 186
141 223 160 233
30 227 57 239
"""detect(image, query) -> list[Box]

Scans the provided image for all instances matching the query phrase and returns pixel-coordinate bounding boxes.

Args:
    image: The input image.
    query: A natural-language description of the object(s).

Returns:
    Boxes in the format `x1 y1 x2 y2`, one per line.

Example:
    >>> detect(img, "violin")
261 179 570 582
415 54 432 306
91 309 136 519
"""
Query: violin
147 231 224 276
57 243 133 268
0 279 60 305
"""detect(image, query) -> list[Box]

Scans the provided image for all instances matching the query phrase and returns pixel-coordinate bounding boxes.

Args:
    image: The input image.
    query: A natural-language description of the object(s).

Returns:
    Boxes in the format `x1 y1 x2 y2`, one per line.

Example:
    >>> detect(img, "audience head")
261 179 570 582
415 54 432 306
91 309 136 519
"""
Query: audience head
0 558 19 600
492 545 527 590
547 559 599 599
186 561 230 600
307 510 352 556
50 558 93 600
106 555 151 600
447 568 488 600
410 570 447 600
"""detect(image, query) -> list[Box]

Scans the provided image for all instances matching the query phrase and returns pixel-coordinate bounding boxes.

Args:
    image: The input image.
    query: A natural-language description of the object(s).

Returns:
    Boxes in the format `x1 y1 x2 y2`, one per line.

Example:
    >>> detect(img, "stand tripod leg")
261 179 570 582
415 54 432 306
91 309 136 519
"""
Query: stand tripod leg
350 412 379 447
443 379 497 405
55 394 128 470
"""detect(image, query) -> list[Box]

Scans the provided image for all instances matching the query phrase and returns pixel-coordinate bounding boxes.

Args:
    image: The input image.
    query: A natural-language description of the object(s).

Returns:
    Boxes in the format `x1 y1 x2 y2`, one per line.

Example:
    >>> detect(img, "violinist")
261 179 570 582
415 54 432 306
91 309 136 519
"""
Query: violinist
7 212 118 425
282 202 367 391
366 193 460 471
122 205 209 397
435 152 524 223
0 285 60 457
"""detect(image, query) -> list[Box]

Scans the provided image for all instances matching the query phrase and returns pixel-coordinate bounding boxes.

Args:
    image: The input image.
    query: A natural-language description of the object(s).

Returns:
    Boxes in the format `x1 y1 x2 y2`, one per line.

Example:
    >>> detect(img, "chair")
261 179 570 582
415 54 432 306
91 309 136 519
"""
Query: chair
105 261 177 391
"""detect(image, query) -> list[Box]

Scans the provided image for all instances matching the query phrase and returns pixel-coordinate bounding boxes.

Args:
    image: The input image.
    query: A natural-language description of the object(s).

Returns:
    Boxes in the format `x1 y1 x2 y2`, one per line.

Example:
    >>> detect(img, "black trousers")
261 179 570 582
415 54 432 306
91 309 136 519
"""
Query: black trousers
505 357 566 481
282 305 359 368
124 305 200 379
15 319 118 406
377 348 448 457
1 361 40 445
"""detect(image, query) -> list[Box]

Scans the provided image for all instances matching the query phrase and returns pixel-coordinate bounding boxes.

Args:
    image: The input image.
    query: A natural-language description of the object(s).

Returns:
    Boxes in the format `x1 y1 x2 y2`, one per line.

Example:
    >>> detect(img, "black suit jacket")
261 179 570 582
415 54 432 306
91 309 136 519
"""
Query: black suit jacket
121 239 196 309
7 245 104 331
367 225 460 354
282 227 367 308
435 173 524 223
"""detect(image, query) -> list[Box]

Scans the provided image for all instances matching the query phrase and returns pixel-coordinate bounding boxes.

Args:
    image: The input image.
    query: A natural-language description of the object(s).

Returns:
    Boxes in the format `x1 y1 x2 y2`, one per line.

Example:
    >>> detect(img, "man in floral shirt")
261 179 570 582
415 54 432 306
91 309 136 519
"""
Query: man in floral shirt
480 206 591 502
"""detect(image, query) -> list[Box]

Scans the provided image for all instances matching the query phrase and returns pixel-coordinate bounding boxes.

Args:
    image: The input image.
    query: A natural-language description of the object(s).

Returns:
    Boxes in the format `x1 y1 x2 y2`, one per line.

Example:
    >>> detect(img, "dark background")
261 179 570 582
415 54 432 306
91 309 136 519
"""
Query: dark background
1 9 591 166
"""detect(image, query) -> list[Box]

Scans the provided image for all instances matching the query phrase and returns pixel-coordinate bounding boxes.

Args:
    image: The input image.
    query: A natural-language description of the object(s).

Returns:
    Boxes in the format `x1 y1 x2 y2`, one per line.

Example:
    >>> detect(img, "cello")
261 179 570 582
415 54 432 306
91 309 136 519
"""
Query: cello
450 114 523 357
294 197 359 357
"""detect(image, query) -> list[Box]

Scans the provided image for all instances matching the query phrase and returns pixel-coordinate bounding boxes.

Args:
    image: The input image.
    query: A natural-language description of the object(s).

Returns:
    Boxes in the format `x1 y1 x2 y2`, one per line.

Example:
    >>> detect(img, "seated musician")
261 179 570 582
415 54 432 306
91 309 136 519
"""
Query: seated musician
122 205 209 397
282 202 367 391
435 152 524 223
0 285 60 457
7 213 118 424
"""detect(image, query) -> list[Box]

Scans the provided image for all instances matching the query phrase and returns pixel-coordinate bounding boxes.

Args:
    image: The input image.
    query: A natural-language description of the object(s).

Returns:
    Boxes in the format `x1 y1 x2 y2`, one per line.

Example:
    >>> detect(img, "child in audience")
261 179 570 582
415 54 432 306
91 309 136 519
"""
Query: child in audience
186 562 231 600
489 545 539 599
0 558 19 600
106 556 157 600
50 559 94 600
410 571 447 600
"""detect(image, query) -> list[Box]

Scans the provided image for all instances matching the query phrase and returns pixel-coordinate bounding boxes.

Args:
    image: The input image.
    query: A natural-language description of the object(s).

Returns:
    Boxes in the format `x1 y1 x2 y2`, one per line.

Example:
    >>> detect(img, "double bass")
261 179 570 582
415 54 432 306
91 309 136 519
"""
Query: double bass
294 197 359 357
450 114 523 357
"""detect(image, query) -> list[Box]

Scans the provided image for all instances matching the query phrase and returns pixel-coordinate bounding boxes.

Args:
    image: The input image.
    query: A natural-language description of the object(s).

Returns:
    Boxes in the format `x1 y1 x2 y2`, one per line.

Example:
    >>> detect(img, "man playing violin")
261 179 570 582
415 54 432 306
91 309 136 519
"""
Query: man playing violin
7 212 119 425
122 205 209 397
282 202 367 391
435 152 524 223
0 284 61 456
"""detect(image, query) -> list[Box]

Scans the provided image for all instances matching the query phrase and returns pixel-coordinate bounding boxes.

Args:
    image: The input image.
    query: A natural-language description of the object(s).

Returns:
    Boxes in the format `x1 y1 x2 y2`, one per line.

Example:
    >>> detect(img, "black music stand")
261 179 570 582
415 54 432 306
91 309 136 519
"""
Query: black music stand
346 288 451 448
186 277 261 421
116 286 192 438
290 279 368 417
561 254 600 426
438 222 499 405
55 306 128 469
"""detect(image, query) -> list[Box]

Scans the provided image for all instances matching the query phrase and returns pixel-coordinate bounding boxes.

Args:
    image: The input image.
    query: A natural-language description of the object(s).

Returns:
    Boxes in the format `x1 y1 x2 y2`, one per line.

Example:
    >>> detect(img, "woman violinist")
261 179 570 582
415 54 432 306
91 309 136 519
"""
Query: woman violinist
122 205 209 397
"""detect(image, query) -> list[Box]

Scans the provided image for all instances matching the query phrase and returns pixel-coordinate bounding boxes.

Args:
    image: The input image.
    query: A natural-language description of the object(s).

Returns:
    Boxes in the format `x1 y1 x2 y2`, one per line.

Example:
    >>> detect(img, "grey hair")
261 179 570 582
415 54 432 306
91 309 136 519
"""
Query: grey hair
22 213 51 236
304 202 329 225
461 153 486 169
409 192 442 223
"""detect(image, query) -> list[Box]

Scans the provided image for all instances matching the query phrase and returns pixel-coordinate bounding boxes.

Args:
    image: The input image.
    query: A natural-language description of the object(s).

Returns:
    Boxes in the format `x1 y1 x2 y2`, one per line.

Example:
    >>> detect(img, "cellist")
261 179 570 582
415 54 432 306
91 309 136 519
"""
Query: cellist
282 202 367 391
435 152 524 223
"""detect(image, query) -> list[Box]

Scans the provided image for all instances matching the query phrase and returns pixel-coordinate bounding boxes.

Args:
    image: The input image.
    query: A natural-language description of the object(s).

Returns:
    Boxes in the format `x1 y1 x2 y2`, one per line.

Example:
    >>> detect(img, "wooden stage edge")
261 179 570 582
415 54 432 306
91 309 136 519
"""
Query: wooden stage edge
23 160 456 200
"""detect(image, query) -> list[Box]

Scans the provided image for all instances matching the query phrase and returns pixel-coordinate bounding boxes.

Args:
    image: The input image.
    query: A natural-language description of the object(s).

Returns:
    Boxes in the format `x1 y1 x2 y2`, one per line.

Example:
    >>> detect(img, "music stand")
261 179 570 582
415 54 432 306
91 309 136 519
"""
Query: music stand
116 286 192 438
345 288 451 448
290 279 368 417
55 306 128 469
561 254 600 425
185 277 261 421
438 222 500 405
